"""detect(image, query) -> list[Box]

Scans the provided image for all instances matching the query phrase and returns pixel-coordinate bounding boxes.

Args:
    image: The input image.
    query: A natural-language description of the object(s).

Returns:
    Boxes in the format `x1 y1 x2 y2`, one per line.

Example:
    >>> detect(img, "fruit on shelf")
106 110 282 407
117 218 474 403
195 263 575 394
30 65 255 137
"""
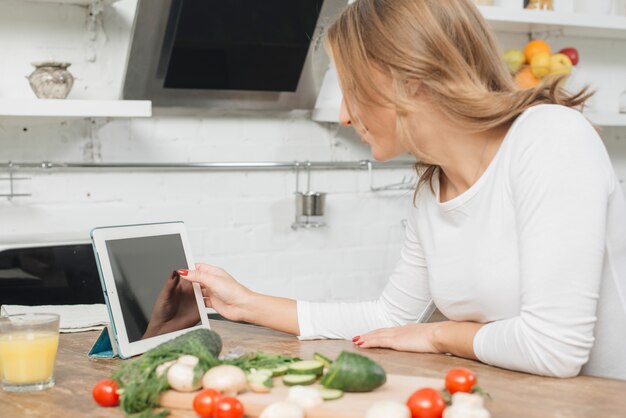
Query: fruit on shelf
524 39 551 63
558 47 579 66
503 49 526 74
549 53 573 76
515 67 540 89
530 52 551 79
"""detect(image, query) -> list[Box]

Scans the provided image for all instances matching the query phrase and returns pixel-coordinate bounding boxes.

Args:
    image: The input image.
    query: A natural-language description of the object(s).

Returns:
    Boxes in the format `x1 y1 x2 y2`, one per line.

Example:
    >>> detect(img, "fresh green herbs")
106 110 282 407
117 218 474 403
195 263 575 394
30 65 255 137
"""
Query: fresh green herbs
224 351 300 372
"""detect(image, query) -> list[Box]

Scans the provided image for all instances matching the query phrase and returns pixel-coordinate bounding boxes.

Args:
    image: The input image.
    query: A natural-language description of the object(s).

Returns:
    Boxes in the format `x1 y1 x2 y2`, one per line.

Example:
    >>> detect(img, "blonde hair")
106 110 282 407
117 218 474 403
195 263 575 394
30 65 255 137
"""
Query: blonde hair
326 0 591 191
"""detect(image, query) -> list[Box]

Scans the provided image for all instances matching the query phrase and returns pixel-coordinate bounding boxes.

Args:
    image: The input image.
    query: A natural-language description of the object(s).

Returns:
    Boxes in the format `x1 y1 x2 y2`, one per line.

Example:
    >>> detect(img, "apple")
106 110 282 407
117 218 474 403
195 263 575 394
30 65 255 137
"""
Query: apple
559 47 579 66
530 52 551 79
503 49 525 75
550 53 573 76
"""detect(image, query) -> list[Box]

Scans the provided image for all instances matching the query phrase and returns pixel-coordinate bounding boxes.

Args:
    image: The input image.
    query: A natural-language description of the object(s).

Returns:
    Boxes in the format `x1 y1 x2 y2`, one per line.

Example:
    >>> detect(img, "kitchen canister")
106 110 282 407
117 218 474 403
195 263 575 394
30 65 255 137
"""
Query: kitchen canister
573 0 614 15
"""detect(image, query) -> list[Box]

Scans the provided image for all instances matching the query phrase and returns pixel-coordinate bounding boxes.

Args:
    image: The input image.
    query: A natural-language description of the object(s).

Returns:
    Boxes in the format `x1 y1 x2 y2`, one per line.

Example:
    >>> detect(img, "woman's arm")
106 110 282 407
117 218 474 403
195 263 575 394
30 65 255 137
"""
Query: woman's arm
181 199 434 339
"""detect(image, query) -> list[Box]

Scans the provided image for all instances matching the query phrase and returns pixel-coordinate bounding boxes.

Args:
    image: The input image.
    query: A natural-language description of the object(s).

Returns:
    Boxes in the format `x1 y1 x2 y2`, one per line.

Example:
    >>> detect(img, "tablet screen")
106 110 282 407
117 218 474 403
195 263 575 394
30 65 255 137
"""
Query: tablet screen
105 233 200 343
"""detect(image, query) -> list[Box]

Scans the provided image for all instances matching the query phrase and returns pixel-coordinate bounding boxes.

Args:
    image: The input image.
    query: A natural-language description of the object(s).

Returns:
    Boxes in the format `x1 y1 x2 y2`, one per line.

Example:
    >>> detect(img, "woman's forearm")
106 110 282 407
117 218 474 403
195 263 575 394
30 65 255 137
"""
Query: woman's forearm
241 292 300 335
432 321 485 360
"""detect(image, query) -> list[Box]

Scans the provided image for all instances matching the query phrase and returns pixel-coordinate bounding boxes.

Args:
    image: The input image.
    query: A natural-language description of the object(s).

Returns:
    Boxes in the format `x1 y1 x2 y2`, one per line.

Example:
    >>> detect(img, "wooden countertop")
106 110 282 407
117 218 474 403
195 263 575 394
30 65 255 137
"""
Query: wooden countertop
1 320 624 418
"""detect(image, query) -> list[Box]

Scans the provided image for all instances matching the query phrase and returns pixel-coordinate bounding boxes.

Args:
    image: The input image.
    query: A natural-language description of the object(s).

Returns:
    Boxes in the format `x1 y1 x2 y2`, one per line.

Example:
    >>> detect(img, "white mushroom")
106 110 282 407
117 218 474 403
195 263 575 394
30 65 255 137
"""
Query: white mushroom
287 385 323 409
202 365 248 396
259 401 305 418
167 355 201 392
364 400 411 418
442 392 491 418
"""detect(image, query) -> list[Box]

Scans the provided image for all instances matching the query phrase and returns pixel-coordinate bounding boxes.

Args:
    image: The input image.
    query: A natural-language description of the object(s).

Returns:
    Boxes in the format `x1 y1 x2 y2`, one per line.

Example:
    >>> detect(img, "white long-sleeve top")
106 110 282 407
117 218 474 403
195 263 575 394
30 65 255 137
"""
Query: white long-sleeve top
297 105 626 380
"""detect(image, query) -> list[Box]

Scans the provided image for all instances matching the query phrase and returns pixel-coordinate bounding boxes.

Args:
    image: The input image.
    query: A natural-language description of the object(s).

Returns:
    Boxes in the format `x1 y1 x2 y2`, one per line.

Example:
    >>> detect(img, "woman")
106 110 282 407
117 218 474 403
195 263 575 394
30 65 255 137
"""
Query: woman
179 0 626 380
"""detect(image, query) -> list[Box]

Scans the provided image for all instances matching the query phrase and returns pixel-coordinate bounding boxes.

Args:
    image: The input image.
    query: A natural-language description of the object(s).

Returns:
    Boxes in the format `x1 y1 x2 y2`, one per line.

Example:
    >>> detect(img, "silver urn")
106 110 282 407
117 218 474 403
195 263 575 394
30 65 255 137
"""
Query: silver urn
27 62 74 99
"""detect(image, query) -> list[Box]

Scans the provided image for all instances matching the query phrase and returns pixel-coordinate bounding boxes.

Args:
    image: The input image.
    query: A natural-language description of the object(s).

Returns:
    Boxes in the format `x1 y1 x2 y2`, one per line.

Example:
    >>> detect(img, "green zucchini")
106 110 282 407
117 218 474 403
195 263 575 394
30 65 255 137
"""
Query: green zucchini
319 351 386 392
287 360 324 376
313 352 333 369
318 388 344 401
282 374 317 386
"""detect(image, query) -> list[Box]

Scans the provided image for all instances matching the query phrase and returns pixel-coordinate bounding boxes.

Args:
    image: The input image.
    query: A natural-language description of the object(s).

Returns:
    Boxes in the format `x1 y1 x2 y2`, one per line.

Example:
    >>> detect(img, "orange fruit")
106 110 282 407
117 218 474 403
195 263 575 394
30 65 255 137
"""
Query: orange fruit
524 39 551 63
515 67 540 89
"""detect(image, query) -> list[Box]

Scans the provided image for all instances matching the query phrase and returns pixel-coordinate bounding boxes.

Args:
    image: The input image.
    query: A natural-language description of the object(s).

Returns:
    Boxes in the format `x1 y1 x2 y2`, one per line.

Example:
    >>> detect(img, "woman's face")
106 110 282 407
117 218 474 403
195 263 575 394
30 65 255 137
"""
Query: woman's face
338 69 408 162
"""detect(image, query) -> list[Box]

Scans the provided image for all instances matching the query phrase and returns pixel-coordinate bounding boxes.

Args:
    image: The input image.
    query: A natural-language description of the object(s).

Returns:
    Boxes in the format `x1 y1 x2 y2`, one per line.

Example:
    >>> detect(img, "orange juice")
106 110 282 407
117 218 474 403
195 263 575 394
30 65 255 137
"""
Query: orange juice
0 331 59 384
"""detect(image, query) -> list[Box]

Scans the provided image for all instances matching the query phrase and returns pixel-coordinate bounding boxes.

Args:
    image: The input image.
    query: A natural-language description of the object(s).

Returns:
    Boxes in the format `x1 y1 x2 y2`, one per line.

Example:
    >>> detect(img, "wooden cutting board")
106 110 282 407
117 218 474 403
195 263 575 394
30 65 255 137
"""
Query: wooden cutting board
159 374 442 418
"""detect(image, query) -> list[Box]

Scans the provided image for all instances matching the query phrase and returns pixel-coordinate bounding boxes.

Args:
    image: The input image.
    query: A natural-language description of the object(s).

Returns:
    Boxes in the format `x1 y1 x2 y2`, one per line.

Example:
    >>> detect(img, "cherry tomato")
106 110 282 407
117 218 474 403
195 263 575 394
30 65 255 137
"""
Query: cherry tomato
193 388 221 418
445 368 477 394
406 387 446 418
92 378 120 407
214 396 244 418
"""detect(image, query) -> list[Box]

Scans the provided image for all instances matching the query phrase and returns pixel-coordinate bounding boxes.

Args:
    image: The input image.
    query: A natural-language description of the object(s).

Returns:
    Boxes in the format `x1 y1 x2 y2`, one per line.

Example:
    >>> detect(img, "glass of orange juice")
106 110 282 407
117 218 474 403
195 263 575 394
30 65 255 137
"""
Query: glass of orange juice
0 313 60 392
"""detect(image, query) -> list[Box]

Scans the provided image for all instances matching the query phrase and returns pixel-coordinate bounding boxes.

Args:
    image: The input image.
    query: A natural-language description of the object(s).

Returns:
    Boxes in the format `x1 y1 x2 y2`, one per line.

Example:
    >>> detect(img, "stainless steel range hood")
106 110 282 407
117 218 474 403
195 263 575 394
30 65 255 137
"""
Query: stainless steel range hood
123 0 347 110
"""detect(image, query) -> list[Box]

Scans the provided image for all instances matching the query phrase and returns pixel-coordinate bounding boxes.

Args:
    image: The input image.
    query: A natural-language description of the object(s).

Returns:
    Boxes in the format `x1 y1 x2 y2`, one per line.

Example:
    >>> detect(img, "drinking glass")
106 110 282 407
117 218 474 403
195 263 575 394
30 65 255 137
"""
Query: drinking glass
0 313 60 392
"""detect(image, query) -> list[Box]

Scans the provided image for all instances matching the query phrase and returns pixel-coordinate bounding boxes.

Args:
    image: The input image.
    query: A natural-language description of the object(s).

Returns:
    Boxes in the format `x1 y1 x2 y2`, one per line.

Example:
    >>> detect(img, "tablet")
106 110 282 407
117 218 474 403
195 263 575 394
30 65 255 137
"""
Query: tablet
91 222 210 358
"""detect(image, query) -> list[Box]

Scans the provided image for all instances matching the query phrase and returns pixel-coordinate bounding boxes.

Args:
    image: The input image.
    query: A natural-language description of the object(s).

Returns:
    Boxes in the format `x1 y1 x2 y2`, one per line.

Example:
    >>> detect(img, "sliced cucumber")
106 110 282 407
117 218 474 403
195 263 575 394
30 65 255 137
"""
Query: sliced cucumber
282 374 317 386
313 353 333 369
318 388 343 401
269 365 289 377
288 360 324 376
248 370 274 388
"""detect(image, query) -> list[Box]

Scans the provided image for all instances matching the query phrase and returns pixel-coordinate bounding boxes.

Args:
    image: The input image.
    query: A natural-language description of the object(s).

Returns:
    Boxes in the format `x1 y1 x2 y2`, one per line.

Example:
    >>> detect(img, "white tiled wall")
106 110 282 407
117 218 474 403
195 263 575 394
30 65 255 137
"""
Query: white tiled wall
1 0 626 305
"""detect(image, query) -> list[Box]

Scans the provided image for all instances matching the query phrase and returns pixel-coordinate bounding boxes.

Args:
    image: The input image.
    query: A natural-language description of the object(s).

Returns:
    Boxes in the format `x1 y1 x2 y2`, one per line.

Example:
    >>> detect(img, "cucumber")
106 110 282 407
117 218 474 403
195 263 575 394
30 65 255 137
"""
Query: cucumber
248 370 274 388
287 360 324 376
282 374 317 386
269 365 289 377
319 351 386 392
318 388 343 401
313 353 333 369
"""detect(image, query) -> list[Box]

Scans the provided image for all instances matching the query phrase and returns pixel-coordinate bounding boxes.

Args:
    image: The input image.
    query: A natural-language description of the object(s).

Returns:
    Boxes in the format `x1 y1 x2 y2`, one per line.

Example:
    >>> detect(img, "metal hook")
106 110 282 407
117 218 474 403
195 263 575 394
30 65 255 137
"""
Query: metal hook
306 161 312 192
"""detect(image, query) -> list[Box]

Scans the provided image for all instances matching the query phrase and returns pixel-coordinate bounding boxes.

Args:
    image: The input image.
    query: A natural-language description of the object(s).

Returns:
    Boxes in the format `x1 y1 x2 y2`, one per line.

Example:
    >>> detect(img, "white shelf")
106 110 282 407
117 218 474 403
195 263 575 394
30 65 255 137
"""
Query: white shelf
0 99 152 118
586 112 626 127
479 6 626 39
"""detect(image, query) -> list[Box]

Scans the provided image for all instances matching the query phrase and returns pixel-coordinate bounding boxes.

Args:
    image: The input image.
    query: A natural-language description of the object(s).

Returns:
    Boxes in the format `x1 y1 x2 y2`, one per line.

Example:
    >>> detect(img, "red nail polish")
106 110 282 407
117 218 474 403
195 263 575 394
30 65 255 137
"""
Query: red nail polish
352 336 360 342
177 269 188 276
356 341 364 346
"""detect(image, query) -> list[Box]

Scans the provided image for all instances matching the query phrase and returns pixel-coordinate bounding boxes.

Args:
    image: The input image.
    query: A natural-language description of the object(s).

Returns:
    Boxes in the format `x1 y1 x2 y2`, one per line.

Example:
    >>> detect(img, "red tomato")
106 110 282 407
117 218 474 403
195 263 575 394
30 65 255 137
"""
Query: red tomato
406 388 446 418
445 368 477 394
92 378 120 407
193 388 221 418
214 396 244 418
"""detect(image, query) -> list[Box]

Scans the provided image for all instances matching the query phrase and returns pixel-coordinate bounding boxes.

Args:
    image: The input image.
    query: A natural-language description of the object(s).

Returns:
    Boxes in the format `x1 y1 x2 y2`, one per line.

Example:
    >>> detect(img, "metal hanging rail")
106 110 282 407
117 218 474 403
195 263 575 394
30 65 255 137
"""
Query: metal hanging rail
0 160 416 200
0 160 415 171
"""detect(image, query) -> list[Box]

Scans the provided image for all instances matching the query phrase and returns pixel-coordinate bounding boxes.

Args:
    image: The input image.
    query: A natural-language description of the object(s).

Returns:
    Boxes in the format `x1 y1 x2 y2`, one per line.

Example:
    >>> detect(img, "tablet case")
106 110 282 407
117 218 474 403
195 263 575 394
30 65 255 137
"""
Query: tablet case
88 323 119 358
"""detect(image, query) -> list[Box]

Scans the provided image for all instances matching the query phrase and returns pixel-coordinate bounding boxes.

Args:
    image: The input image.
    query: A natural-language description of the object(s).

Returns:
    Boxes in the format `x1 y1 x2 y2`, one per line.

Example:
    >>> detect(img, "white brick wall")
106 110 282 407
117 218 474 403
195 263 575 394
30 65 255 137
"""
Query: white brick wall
0 110 414 302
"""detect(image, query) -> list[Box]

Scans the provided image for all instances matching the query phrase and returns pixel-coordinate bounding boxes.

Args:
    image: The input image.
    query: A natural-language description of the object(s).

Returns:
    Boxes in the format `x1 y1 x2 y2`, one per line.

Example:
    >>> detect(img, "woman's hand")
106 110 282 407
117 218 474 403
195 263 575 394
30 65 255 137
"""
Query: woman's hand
178 263 255 323
353 323 442 353
354 321 483 360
